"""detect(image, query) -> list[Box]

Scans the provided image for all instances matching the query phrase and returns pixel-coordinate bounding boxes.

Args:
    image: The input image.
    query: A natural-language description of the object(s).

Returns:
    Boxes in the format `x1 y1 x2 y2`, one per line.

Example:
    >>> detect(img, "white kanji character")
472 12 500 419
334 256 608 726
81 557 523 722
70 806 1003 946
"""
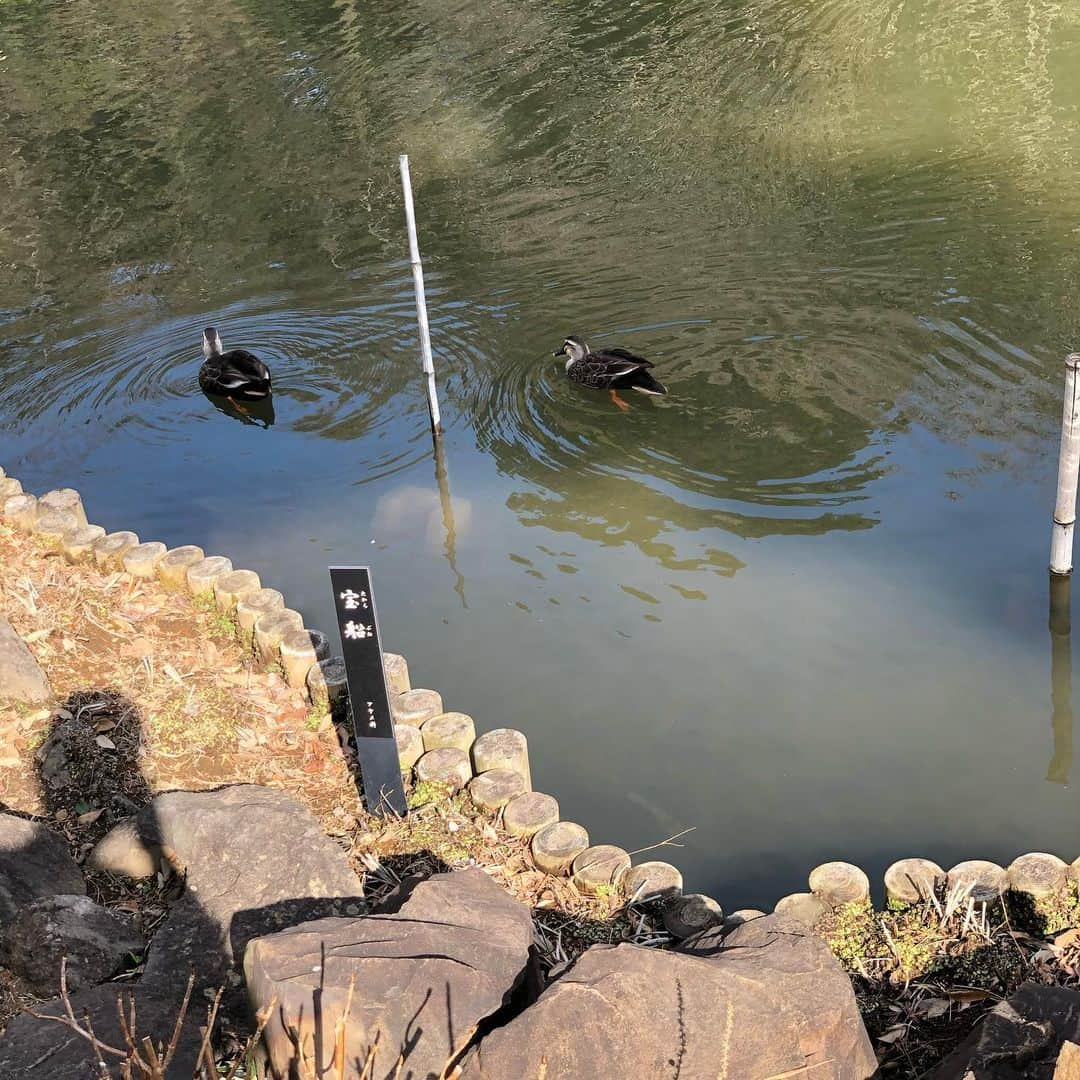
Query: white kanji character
339 589 361 610
343 621 372 640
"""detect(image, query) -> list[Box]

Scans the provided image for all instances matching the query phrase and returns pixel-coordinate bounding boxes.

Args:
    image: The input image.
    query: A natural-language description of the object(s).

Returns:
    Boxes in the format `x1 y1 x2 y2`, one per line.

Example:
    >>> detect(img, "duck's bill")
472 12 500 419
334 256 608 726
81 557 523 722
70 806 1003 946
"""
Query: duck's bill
552 348 565 356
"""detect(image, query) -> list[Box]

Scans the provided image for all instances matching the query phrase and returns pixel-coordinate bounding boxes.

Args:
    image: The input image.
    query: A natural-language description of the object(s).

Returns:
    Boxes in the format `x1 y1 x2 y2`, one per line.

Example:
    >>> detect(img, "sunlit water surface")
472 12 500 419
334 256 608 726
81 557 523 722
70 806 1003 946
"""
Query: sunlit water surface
3 0 1080 906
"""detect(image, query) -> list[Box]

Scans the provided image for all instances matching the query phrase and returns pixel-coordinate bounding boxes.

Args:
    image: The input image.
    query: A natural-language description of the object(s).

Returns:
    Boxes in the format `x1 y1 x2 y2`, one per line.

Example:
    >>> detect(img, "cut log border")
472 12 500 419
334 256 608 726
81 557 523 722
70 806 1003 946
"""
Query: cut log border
12 474 1077 927
0 474 690 906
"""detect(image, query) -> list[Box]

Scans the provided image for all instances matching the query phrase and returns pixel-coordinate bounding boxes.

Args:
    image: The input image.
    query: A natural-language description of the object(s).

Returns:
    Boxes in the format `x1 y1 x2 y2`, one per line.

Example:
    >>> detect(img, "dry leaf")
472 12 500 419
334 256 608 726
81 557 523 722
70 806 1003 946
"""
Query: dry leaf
877 1026 907 1045
94 719 117 734
77 808 105 825
916 998 951 1019
22 628 53 643
162 663 184 684
1055 928 1080 950
95 735 117 750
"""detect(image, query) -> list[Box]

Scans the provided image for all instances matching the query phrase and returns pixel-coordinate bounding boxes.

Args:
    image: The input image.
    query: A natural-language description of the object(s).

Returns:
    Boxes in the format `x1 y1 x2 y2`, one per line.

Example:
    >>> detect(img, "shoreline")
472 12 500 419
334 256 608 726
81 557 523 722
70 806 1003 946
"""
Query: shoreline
5 472 1080 1075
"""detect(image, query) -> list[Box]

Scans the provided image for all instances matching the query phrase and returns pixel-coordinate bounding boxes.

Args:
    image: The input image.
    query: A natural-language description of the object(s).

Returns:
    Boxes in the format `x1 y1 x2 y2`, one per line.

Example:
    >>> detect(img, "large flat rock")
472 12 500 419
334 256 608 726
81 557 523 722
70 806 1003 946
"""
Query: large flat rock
460 913 876 1079
0 615 51 704
931 982 1080 1079
245 868 534 1080
0 813 84 930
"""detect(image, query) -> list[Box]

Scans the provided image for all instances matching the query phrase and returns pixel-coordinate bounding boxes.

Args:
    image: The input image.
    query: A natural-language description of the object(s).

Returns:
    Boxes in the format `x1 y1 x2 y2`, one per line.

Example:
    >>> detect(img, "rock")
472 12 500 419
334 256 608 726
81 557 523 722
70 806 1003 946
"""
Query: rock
930 983 1080 1079
662 893 724 938
87 817 159 879
88 785 364 996
0 616 51 704
461 913 876 1080
3 893 142 996
1058 1041 1080 1080
0 814 85 928
245 869 533 1080
0 983 205 1079
395 724 424 771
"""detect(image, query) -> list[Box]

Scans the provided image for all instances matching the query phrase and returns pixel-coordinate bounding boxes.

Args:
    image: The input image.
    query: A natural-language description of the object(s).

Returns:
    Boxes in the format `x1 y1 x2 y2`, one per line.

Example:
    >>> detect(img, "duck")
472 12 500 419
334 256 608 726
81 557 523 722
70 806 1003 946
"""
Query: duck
554 335 667 411
198 327 272 403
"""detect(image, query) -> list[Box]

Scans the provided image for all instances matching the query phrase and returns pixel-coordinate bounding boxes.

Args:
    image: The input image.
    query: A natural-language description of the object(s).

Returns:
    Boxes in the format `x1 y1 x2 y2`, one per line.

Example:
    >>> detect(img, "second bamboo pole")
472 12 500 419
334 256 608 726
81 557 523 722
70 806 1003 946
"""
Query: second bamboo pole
1050 353 1080 574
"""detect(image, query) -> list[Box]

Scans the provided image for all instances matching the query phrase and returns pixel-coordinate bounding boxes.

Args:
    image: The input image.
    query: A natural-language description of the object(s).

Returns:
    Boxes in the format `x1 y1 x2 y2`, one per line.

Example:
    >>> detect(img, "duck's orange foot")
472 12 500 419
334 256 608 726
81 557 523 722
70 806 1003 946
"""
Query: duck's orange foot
227 396 251 416
609 388 630 412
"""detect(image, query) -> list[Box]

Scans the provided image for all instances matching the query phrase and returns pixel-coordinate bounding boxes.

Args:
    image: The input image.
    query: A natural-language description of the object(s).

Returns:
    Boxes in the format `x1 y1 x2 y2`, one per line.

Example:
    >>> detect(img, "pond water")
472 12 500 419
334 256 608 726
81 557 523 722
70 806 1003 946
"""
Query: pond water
3 0 1080 909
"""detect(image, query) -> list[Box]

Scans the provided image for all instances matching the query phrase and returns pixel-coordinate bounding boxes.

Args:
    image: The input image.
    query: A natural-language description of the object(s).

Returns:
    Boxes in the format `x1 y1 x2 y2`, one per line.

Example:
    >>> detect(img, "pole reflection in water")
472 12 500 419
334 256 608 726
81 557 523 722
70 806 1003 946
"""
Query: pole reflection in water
433 437 467 609
1047 574 1073 785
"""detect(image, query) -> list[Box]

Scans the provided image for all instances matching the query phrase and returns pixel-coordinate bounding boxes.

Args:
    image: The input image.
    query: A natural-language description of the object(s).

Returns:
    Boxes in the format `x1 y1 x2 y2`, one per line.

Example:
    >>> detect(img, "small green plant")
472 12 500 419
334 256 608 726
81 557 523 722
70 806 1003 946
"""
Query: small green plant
407 780 453 809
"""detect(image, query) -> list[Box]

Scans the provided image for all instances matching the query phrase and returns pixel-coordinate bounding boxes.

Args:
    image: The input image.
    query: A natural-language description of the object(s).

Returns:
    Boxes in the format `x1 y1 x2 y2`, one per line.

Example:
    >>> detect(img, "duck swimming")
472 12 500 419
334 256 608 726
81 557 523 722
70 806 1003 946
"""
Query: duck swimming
554 335 667 411
198 327 272 403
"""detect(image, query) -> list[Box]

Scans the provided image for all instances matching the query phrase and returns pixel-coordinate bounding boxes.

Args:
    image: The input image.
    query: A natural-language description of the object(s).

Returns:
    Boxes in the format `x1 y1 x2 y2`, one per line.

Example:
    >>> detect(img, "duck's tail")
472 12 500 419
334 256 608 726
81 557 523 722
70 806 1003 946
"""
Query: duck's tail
630 369 667 396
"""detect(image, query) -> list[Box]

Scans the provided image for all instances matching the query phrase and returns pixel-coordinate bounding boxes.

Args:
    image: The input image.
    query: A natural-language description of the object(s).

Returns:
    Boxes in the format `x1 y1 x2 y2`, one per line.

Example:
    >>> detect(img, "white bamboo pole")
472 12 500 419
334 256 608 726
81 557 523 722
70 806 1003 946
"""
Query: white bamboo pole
399 154 443 436
1050 354 1080 574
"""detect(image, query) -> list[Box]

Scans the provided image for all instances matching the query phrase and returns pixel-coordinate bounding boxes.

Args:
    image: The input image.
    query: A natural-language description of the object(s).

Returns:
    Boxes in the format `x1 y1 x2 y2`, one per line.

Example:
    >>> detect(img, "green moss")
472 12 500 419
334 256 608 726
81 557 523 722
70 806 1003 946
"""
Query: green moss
407 780 454 810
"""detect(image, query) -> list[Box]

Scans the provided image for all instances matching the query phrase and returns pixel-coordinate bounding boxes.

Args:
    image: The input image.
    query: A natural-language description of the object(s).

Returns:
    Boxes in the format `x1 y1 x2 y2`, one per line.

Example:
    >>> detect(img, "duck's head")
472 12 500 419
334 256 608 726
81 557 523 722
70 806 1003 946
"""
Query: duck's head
554 335 588 363
202 327 223 359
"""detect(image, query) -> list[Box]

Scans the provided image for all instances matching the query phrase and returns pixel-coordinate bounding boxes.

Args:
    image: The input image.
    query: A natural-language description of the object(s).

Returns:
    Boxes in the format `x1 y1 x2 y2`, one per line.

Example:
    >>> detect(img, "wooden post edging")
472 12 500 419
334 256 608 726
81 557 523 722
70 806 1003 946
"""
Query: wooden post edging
1050 353 1080 575
399 153 443 437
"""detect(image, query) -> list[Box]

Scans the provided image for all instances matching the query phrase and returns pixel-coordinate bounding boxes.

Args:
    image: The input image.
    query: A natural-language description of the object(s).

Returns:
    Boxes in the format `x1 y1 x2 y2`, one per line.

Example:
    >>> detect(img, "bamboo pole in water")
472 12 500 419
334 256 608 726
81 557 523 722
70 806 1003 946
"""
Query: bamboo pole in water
1050 354 1080 574
1047 573 1073 784
399 154 443 436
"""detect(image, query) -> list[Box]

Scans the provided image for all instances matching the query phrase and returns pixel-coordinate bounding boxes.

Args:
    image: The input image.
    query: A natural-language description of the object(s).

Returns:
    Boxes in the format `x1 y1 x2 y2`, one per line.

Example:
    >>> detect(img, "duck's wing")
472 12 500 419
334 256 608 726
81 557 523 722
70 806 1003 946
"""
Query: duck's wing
222 349 271 382
598 347 654 369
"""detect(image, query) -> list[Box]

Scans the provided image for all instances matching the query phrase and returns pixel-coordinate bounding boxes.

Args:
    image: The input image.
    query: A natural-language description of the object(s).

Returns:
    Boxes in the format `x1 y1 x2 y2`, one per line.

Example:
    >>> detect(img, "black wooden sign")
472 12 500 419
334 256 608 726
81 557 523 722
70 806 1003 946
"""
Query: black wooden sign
328 567 407 816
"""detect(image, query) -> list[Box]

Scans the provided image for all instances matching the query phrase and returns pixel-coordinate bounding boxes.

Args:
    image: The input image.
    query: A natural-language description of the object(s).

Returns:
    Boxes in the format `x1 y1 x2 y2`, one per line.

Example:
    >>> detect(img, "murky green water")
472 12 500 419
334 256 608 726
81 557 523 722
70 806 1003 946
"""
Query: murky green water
4 0 1080 907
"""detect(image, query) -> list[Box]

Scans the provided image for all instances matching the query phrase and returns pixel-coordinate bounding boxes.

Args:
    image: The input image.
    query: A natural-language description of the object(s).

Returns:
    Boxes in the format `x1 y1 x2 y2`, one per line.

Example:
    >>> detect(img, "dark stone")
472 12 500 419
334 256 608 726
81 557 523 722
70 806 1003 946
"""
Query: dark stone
460 913 876 1079
0 983 204 1079
930 983 1080 1080
0 785 364 1078
3 893 142 996
245 868 534 1080
0 616 50 704
0 813 85 929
